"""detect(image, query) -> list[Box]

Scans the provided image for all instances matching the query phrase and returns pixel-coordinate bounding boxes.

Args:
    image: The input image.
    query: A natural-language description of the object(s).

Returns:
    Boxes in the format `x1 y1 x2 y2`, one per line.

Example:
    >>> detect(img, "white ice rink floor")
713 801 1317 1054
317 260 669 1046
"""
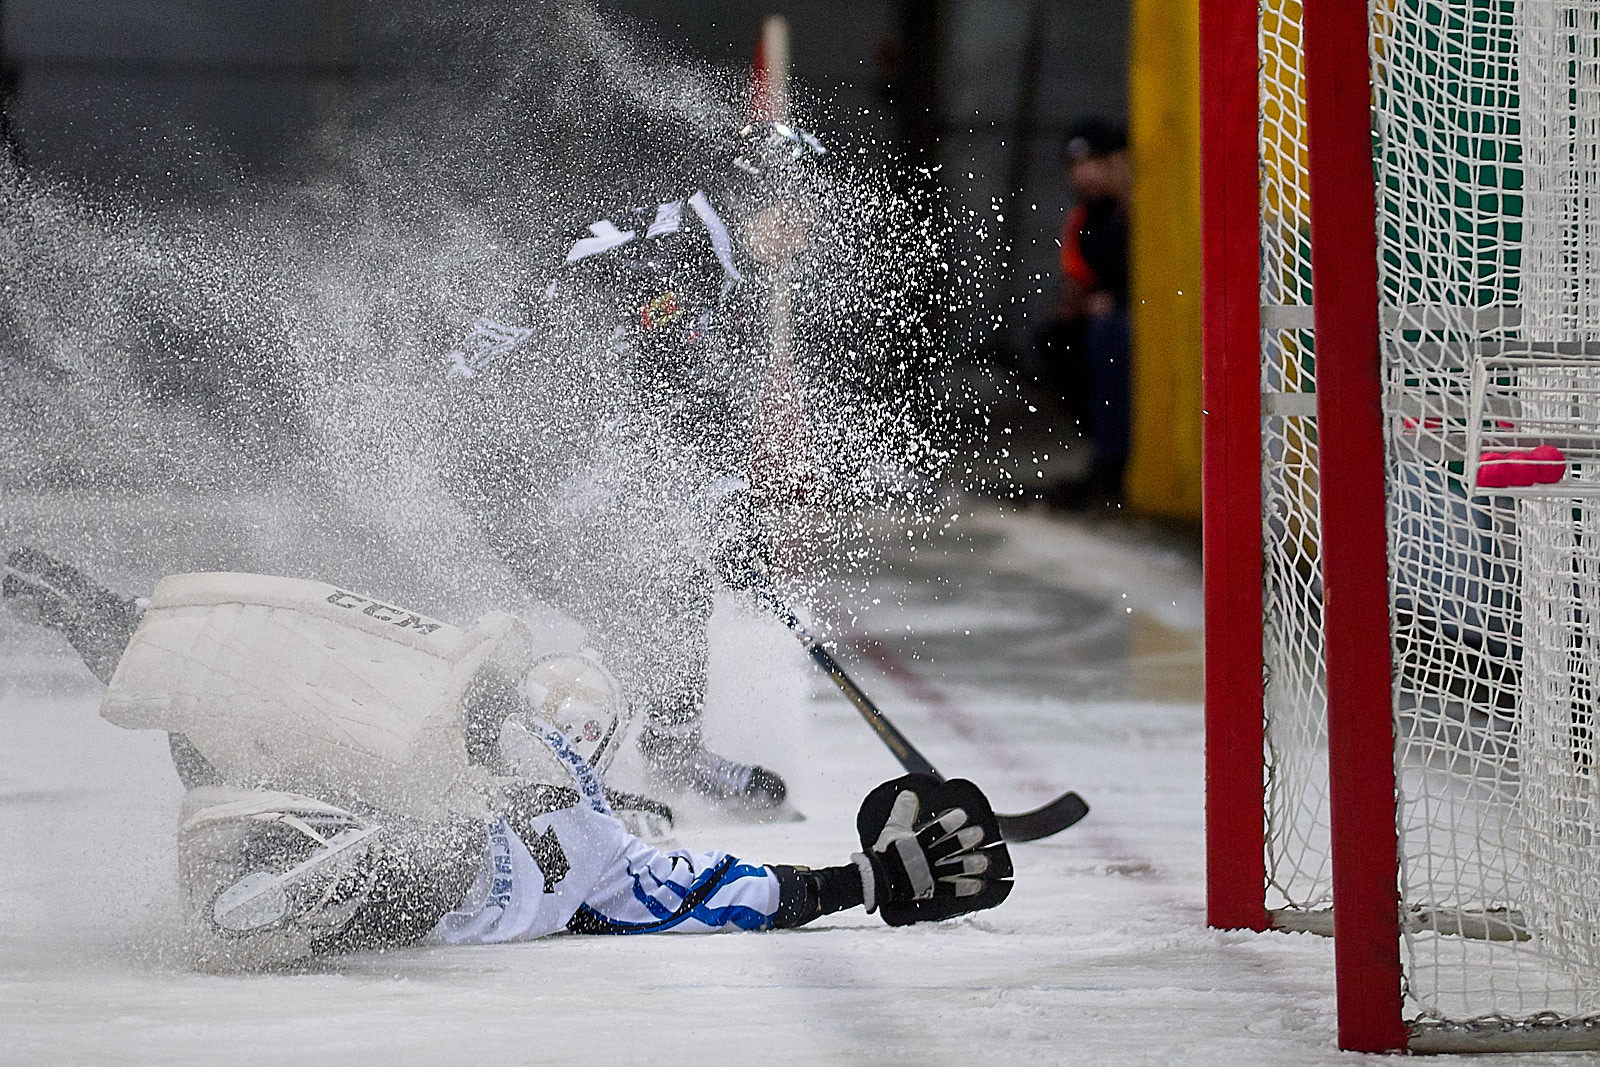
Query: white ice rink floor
0 494 1578 1065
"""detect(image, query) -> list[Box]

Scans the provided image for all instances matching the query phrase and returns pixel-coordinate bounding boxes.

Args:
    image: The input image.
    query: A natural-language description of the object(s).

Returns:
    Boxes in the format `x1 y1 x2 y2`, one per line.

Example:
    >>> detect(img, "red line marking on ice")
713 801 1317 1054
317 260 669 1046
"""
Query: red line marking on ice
842 632 1054 796
841 630 1166 884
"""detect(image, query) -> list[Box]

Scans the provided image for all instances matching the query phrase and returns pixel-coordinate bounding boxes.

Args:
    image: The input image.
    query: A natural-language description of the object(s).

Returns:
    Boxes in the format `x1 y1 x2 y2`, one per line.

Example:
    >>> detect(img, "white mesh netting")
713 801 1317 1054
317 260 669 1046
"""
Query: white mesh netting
1259 0 1334 917
1375 0 1600 1025
1257 0 1600 1032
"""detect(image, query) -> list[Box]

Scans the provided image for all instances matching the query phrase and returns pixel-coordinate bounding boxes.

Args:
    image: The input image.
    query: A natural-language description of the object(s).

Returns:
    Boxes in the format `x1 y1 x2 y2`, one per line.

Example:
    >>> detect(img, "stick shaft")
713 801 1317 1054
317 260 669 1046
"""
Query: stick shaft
754 582 941 778
752 579 1090 841
803 642 941 778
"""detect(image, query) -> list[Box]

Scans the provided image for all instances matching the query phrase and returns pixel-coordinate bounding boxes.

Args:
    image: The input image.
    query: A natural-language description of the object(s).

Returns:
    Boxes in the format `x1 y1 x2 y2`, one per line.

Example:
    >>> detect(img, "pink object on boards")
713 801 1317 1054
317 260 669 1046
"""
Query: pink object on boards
1477 445 1568 488
1528 444 1567 484
1502 453 1538 485
1476 452 1515 488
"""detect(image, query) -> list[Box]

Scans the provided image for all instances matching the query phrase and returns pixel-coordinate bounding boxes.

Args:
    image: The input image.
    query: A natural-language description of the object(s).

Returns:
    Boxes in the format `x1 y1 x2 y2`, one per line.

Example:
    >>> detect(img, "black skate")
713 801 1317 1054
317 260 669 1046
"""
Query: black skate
641 728 791 813
2 547 142 684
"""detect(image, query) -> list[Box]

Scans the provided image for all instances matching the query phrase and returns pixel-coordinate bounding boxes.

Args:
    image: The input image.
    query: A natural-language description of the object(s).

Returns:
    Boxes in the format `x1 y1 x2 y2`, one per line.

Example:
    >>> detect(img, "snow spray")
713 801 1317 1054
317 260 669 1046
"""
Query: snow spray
0 1 987 615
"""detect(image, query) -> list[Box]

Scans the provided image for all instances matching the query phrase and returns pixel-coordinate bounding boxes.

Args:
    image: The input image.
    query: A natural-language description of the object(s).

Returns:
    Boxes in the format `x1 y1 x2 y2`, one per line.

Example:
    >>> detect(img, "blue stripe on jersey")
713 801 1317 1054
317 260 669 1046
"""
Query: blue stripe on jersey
526 717 611 815
627 859 773 932
571 856 775 934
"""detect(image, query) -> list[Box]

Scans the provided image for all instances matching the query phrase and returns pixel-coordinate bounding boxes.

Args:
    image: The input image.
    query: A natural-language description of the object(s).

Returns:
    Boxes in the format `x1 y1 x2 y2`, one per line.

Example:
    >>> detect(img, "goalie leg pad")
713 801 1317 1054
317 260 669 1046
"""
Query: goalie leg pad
179 788 384 971
853 774 1014 926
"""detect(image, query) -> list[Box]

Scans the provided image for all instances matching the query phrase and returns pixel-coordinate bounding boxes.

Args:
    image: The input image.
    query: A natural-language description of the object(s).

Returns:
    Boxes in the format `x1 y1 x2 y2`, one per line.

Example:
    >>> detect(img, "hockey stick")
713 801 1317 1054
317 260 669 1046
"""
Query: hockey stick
748 578 1089 841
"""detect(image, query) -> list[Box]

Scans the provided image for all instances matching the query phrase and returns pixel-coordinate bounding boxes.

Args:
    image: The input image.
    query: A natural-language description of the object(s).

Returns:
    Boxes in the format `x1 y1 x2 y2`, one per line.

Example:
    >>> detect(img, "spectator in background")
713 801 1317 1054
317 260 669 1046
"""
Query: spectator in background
1036 119 1131 510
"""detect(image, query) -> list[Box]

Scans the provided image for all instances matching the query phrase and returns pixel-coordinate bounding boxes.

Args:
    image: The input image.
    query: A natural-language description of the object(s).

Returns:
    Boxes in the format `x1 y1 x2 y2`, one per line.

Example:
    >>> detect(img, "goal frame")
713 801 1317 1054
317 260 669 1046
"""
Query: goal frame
1206 0 1600 1052
1201 0 1411 1053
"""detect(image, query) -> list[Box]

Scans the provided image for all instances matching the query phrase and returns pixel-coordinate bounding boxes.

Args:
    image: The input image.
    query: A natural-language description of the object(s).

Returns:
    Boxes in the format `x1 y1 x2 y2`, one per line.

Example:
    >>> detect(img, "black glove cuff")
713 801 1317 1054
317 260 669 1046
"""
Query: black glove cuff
812 862 867 916
770 863 868 929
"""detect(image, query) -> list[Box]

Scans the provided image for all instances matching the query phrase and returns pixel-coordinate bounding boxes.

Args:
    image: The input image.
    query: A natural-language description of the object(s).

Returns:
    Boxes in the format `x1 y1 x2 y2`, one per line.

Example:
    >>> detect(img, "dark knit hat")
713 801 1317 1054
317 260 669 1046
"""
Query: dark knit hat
1064 118 1127 163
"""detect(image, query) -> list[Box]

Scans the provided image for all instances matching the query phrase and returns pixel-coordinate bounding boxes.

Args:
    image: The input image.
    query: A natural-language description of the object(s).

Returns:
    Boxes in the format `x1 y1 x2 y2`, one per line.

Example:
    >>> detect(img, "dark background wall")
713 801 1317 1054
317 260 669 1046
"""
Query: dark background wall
0 0 1127 336
606 1 1130 335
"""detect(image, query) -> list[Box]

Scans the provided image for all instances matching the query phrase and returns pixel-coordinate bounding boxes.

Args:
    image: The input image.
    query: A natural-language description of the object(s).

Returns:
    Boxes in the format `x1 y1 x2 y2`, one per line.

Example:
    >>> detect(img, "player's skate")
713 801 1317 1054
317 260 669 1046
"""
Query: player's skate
2 546 142 684
640 725 793 816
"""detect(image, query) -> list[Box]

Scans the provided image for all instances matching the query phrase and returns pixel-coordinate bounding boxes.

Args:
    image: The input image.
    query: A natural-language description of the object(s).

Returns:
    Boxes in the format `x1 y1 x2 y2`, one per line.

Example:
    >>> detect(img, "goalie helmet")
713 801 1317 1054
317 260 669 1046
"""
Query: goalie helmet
518 649 629 773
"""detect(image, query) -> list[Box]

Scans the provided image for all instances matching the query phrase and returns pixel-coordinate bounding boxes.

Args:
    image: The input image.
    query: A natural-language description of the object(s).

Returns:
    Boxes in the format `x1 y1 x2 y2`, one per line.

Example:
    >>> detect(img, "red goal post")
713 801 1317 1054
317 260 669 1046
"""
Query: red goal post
1204 0 1600 1054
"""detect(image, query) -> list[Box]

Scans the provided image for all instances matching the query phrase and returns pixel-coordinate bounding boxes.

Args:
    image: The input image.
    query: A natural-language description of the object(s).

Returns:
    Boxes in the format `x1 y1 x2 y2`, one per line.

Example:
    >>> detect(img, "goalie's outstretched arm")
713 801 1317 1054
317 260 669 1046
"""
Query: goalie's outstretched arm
185 772 1017 970
558 773 1013 936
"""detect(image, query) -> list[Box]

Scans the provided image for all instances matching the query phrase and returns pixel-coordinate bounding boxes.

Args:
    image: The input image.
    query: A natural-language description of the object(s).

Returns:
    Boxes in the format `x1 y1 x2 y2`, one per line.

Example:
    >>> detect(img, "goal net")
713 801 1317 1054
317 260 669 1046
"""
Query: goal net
1210 0 1600 1051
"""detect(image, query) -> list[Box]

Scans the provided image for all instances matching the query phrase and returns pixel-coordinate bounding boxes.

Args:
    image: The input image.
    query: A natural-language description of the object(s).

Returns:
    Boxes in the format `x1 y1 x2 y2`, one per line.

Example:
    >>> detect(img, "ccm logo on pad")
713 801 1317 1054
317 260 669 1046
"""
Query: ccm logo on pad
325 590 443 635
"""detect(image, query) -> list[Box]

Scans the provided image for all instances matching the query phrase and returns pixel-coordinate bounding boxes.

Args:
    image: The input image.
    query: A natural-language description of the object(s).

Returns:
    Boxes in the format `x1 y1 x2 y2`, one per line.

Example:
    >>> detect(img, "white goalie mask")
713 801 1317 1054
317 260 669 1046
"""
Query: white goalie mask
517 650 629 773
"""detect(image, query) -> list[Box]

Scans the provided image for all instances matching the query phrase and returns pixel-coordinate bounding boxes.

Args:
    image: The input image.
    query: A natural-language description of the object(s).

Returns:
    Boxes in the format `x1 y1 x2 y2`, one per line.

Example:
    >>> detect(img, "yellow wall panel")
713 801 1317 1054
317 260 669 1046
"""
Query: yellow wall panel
1126 0 1202 521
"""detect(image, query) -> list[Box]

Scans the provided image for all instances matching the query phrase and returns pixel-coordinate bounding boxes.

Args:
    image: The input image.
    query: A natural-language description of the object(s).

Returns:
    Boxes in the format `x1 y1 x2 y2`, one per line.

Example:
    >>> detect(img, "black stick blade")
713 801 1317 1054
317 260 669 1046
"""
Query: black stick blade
996 791 1090 842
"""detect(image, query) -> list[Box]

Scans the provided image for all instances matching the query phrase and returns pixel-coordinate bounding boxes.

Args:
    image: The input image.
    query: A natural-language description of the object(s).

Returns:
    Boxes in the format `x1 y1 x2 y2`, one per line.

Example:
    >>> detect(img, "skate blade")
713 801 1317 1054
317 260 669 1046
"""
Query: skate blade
210 825 379 933
734 799 807 825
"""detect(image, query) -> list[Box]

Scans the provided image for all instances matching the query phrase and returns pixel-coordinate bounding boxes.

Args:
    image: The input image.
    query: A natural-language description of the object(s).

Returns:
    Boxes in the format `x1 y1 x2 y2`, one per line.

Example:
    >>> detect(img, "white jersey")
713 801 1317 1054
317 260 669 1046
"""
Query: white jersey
432 721 781 943
430 806 783 943
429 805 629 944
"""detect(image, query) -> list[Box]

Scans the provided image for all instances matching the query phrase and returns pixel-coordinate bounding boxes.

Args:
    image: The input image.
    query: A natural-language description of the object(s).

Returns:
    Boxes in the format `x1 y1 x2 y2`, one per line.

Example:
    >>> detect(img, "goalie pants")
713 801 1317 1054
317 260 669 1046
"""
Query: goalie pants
428 802 781 944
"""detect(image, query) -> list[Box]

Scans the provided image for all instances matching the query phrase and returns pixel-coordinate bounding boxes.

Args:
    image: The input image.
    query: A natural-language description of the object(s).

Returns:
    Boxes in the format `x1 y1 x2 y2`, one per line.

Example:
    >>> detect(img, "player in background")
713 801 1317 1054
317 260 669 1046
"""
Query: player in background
2 547 1013 971
439 121 827 814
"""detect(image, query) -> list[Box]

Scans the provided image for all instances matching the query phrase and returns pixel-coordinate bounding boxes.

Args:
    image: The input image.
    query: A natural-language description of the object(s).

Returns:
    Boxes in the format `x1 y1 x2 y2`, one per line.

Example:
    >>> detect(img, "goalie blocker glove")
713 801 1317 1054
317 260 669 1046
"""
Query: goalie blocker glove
854 774 1013 925
768 774 1013 929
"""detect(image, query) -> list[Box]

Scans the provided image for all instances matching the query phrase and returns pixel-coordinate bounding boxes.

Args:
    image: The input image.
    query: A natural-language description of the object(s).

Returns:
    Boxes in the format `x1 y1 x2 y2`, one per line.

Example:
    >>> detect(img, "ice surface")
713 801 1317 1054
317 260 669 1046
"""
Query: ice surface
3 496 1580 1066
0 8 1564 1056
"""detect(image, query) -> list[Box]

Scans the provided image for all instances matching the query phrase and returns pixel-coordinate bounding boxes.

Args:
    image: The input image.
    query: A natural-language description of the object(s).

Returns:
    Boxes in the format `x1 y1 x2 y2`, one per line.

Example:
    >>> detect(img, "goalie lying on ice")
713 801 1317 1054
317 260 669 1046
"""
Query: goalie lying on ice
3 548 1013 970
